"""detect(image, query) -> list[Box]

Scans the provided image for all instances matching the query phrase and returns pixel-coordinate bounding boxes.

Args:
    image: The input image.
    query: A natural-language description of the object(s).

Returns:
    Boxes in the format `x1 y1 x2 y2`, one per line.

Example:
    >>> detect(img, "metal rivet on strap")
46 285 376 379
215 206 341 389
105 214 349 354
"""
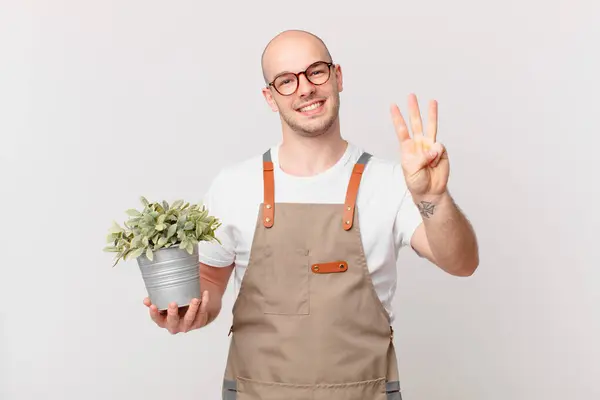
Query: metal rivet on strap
339 264 344 269
347 206 351 211
266 204 271 209
265 217 271 223
313 265 319 271
345 220 350 225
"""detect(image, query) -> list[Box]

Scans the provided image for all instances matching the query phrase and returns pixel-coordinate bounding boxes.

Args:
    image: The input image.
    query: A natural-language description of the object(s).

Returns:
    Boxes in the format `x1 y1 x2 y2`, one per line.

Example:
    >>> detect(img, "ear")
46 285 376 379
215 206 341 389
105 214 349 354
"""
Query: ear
262 87 279 112
334 64 343 93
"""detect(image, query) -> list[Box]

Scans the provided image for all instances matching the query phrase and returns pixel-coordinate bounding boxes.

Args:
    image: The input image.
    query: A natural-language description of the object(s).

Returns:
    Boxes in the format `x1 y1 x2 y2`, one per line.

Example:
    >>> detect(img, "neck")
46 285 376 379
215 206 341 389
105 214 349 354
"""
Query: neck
279 120 347 177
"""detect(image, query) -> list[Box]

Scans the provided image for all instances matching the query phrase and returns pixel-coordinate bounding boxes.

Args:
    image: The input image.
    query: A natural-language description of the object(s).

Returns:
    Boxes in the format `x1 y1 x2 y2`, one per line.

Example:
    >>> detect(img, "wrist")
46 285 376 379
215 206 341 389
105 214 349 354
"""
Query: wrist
412 190 451 205
411 191 452 219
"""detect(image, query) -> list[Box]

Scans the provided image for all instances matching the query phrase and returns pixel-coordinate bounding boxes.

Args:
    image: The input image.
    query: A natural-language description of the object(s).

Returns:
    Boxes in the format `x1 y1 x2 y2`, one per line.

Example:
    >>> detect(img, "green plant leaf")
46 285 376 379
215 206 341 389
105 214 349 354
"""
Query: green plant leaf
126 209 142 217
195 222 207 236
106 197 221 267
131 236 142 248
167 224 177 238
109 221 124 234
130 247 144 259
146 248 153 261
129 216 141 224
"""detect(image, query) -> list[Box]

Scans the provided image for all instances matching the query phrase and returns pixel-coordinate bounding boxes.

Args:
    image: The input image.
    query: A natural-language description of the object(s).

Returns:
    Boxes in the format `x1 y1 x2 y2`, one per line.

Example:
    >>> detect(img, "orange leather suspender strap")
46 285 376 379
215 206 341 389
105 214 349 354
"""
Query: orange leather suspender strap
262 149 371 230
262 150 274 228
343 152 372 230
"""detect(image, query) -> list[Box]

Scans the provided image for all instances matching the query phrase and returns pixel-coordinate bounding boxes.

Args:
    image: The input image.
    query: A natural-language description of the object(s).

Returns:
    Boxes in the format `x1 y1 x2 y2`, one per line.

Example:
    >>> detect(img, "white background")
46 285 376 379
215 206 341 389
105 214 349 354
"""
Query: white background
1 1 598 399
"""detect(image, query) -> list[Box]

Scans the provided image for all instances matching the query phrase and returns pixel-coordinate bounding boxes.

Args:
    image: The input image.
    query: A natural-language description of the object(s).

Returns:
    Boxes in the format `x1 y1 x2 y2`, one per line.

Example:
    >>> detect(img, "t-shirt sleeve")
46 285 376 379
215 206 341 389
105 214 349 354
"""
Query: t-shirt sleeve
197 171 237 267
392 165 423 253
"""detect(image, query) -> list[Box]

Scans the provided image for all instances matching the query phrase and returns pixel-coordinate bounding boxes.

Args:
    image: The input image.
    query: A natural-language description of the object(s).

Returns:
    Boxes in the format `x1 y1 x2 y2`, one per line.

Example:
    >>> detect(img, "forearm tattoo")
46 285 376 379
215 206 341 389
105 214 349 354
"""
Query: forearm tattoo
417 201 436 219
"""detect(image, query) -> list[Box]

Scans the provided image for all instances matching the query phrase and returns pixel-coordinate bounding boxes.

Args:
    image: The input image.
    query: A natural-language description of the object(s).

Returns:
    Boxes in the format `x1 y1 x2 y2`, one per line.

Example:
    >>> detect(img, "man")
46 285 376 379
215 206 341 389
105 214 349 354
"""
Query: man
143 29 479 399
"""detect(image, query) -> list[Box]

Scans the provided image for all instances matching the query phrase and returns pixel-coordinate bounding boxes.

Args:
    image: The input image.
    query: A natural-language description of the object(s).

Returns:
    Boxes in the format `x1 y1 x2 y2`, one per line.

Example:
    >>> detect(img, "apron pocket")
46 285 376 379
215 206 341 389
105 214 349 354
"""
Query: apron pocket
262 246 310 315
235 376 388 400
236 376 313 400
312 377 387 400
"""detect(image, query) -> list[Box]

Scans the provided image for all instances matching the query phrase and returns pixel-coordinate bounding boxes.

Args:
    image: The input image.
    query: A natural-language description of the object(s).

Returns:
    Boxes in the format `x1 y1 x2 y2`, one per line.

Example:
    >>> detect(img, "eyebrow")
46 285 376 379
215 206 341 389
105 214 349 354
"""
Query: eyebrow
273 70 292 78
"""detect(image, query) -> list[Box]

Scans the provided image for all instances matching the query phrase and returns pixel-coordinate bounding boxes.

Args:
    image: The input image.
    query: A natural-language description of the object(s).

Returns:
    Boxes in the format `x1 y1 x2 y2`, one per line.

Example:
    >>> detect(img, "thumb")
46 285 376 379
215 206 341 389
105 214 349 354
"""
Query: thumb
415 148 437 168
195 290 211 328
428 142 446 167
199 290 210 313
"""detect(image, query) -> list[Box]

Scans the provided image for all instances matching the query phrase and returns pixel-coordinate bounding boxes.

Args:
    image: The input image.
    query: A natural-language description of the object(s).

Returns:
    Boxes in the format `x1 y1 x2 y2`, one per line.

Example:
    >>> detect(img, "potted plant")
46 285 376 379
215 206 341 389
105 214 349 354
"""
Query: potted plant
104 196 221 311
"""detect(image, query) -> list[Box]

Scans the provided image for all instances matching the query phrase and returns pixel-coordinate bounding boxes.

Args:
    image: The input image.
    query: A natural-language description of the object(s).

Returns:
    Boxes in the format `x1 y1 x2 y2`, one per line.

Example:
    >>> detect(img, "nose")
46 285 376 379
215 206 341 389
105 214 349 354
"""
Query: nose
296 73 316 97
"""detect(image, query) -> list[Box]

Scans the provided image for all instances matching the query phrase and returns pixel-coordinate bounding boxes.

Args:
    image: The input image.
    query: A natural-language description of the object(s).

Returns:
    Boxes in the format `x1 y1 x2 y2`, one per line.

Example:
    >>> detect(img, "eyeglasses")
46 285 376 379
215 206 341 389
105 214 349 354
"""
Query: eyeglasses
267 61 334 96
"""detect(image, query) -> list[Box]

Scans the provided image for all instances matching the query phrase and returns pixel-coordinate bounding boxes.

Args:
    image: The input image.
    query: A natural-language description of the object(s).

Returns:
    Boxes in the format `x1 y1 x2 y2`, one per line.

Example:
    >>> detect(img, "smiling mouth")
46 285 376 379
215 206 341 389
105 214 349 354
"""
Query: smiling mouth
297 100 325 113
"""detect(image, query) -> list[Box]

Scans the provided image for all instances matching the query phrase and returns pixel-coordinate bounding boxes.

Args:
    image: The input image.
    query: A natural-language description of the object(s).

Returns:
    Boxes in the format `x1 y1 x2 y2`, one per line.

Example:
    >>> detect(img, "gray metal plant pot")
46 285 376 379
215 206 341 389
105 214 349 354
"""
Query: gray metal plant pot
136 244 201 311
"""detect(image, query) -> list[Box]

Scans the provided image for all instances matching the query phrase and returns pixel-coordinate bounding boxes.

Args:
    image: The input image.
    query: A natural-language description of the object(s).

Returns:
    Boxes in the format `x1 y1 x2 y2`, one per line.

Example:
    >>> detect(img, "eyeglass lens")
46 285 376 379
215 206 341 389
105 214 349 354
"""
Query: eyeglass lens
273 62 331 95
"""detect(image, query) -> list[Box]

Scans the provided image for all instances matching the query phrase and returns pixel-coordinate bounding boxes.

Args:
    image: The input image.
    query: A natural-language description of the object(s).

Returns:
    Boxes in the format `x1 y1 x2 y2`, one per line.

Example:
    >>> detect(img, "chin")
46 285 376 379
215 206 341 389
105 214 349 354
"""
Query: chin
294 118 336 137
285 106 338 137
296 129 327 138
288 115 335 136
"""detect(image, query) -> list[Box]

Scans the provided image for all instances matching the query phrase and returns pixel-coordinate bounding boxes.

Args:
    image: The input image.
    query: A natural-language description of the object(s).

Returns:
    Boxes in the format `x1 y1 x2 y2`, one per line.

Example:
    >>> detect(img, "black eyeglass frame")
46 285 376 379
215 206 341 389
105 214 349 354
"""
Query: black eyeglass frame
266 61 334 96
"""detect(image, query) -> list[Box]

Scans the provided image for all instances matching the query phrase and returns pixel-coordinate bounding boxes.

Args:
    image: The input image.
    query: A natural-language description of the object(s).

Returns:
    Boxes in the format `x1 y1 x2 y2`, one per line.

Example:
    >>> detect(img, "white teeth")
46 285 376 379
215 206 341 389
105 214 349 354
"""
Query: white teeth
299 102 323 112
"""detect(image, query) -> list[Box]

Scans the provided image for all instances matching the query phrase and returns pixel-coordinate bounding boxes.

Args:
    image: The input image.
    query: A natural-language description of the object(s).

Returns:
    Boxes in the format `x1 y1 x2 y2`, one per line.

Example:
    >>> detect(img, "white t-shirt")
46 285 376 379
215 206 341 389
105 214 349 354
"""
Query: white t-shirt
198 141 423 322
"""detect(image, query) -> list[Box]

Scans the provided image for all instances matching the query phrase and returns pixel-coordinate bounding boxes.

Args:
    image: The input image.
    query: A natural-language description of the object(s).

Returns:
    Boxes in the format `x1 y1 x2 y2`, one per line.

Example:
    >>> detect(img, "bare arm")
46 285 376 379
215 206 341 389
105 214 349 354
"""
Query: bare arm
199 262 234 326
410 191 479 277
388 94 478 276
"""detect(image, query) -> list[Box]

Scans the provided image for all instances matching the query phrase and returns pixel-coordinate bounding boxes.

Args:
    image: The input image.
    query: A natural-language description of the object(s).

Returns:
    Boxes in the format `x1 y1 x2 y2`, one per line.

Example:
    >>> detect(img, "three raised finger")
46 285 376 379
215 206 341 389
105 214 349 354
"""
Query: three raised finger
392 94 438 144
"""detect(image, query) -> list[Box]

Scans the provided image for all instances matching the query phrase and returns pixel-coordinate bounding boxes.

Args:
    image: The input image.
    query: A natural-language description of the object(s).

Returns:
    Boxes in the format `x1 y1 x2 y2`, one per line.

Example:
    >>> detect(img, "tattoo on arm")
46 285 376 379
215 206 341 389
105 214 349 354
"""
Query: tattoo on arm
417 201 436 219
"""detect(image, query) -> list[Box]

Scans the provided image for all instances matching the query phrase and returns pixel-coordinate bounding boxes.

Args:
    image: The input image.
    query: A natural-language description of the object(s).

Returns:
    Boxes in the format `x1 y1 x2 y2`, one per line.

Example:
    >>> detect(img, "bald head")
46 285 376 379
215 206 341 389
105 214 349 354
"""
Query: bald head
261 30 333 84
